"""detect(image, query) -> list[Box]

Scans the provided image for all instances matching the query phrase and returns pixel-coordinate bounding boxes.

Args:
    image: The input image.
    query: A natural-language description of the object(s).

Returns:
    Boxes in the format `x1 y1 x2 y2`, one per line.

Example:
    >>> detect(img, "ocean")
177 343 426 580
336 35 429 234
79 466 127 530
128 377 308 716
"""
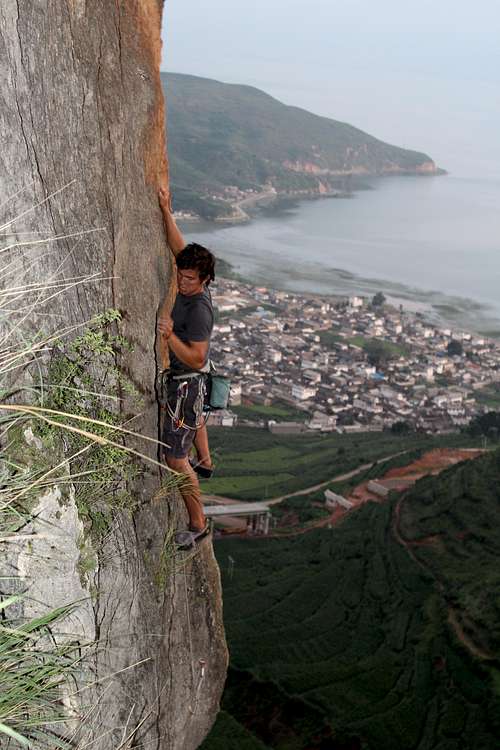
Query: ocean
184 174 500 335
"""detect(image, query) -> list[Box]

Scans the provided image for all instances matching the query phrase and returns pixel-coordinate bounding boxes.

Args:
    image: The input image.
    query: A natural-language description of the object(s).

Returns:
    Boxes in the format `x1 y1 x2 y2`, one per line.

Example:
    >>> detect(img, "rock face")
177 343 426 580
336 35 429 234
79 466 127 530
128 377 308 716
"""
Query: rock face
0 1 227 747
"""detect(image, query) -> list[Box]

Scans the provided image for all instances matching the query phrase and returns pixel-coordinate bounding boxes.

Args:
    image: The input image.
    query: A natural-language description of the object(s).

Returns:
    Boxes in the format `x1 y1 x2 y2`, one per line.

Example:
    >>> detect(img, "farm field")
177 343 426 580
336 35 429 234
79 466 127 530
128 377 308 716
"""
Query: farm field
319 330 410 360
474 383 500 410
269 448 429 530
207 428 480 500
232 402 308 423
202 448 500 750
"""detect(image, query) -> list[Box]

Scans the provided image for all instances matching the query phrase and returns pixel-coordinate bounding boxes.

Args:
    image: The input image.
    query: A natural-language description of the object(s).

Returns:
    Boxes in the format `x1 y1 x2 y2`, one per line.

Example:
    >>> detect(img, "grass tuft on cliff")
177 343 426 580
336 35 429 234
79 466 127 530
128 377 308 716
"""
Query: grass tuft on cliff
0 198 181 746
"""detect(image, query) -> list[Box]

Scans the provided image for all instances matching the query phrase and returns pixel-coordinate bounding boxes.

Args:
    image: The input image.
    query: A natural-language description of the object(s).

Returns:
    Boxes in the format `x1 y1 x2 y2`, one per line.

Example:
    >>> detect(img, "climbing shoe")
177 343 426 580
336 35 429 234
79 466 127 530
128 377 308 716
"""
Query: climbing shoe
174 524 210 551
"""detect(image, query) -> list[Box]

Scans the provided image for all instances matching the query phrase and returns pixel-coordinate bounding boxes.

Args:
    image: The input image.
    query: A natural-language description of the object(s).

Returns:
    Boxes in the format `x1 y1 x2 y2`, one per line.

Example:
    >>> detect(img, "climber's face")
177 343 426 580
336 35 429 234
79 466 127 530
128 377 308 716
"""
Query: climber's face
177 268 206 296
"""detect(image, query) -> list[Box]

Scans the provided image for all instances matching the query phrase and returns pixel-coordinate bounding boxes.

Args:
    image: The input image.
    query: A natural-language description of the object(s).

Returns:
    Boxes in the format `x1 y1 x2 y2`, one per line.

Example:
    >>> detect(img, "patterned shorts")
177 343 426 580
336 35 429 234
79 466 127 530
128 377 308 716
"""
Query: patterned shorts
162 376 206 459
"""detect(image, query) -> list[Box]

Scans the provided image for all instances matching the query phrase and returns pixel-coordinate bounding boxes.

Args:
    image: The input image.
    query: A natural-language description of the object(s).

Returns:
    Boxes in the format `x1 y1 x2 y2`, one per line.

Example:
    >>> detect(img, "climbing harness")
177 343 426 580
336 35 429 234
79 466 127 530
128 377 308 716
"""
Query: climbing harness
162 372 208 432
159 361 231 429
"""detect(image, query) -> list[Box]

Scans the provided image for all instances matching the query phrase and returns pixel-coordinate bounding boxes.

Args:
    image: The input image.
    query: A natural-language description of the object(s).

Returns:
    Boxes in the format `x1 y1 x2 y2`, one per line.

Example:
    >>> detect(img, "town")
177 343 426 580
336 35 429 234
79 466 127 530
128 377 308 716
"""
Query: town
208 273 500 434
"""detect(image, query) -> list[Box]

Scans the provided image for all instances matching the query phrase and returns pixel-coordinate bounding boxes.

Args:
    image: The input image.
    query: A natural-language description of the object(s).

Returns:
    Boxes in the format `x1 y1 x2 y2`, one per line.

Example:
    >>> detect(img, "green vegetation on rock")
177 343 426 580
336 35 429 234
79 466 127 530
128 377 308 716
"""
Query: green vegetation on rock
38 310 143 542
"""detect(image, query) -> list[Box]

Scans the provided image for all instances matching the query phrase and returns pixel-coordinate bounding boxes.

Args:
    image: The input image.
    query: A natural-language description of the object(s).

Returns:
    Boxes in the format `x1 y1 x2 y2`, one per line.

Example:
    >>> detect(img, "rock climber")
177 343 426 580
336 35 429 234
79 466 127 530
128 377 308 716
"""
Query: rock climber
157 186 215 550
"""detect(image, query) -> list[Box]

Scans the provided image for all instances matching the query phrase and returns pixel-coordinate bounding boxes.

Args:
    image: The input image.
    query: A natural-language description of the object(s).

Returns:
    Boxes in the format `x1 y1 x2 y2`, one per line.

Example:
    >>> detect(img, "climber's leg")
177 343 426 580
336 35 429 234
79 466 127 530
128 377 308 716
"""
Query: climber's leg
193 423 213 471
165 454 206 531
162 378 207 531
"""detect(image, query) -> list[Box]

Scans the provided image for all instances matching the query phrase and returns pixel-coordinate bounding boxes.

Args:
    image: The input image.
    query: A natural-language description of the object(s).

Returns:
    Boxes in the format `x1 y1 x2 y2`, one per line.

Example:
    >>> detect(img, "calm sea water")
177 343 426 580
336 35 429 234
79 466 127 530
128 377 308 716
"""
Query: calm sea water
186 174 500 335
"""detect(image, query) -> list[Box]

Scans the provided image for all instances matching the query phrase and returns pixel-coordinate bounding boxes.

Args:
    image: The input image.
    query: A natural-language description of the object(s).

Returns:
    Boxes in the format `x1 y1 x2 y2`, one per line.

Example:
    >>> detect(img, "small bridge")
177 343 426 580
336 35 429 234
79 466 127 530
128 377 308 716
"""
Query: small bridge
204 502 272 535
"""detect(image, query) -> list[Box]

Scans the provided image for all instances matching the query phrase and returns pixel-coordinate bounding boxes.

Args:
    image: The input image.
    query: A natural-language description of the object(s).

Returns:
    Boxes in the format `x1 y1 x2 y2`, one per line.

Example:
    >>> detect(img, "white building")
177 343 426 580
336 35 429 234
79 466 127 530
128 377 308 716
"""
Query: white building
212 296 237 313
207 409 238 427
324 490 354 509
303 370 321 384
230 383 242 406
309 412 337 431
367 481 390 499
267 349 282 364
301 358 318 370
349 296 363 308
292 384 317 401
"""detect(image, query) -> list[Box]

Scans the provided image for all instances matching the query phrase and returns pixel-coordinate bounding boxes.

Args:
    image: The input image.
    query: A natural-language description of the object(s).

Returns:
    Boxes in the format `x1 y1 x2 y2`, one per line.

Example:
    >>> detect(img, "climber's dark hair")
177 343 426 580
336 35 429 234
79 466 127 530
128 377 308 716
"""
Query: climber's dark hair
176 243 216 285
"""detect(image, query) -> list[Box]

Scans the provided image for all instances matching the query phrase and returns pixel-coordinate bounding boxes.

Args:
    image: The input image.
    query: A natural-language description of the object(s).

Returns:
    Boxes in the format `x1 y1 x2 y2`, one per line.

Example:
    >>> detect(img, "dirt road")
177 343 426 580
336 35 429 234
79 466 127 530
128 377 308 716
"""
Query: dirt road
267 452 407 505
204 451 407 508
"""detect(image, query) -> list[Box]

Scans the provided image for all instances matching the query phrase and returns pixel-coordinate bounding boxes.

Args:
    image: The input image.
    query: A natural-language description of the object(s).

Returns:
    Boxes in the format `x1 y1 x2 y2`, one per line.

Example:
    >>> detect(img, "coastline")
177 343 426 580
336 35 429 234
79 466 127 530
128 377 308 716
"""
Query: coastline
195 251 500 340
181 174 500 339
184 250 500 343
174 170 444 227
212 255 500 341
174 186 346 226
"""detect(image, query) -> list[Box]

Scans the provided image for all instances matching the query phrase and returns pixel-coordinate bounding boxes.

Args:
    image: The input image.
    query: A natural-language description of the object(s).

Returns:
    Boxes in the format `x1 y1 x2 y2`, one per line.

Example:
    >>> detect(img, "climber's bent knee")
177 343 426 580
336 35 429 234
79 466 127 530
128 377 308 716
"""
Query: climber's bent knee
165 455 190 473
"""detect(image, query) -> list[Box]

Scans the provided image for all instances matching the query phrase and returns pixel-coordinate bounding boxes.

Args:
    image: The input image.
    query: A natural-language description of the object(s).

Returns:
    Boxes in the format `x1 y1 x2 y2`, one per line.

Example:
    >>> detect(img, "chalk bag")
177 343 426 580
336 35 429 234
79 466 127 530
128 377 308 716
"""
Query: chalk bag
207 374 231 410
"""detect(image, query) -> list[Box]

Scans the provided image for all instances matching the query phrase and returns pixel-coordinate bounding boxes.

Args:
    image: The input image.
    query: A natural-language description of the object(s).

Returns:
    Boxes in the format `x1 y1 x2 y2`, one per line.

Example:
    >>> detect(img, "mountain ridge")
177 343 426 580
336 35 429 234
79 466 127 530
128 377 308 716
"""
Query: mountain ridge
162 71 443 219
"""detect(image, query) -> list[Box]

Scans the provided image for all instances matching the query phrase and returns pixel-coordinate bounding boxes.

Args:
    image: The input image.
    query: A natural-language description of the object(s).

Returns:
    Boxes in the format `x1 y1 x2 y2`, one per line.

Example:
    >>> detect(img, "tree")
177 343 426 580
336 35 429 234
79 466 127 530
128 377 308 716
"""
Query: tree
391 421 411 435
447 339 463 357
364 339 392 368
372 291 386 307
0 3 227 747
468 412 500 438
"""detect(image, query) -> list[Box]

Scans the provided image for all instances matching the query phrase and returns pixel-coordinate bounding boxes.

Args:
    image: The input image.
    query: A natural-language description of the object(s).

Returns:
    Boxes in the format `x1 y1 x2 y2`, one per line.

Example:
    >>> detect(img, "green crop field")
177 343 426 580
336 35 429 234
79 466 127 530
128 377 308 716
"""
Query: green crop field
319 330 410 361
269 448 430 530
232 403 308 423
270 492 330 528
474 384 500 410
398 451 500 654
207 428 479 500
202 449 500 750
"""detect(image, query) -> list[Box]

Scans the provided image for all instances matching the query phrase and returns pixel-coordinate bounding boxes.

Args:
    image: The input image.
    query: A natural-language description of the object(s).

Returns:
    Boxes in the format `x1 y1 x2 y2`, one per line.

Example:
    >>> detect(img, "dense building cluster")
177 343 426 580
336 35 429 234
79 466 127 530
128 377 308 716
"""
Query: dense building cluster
209 275 500 433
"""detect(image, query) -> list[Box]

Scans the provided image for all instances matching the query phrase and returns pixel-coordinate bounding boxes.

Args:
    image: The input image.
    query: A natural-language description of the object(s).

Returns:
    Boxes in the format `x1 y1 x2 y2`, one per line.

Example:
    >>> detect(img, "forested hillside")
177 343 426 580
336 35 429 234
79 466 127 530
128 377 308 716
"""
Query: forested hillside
162 72 440 218
203 449 500 749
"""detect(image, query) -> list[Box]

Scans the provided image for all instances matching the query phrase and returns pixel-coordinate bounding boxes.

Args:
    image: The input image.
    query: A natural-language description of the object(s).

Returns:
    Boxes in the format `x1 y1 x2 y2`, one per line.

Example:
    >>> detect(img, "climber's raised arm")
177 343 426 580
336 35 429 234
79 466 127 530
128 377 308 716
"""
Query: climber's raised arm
159 186 185 257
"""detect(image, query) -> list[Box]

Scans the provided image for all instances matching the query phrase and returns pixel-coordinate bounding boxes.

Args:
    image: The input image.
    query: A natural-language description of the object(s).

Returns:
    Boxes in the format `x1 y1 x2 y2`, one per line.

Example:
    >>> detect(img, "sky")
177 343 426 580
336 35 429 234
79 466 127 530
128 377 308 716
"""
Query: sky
161 1 500 178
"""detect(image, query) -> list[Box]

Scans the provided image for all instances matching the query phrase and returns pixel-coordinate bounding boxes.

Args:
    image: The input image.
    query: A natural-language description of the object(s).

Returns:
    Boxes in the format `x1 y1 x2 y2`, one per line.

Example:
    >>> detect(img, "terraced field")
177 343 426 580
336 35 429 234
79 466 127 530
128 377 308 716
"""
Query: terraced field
203 449 500 749
397 450 500 656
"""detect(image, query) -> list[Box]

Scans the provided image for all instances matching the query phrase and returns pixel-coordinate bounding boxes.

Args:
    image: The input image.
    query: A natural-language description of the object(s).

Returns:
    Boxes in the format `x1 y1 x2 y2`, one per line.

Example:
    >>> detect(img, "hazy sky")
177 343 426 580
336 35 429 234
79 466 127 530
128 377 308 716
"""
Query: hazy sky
161 1 500 177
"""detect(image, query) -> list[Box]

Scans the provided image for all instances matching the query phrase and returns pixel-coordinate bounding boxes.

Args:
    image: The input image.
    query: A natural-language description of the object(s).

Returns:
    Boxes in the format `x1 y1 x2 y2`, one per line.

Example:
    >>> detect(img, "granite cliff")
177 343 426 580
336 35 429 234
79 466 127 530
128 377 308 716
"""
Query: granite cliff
0 1 227 747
